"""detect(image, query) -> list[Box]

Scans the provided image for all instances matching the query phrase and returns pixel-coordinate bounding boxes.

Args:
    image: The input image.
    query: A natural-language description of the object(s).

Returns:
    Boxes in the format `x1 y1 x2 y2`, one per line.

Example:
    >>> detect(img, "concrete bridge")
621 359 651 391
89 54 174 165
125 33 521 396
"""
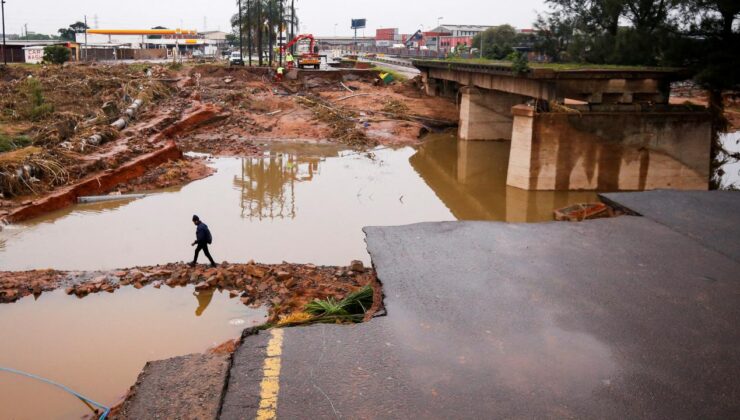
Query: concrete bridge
413 60 712 191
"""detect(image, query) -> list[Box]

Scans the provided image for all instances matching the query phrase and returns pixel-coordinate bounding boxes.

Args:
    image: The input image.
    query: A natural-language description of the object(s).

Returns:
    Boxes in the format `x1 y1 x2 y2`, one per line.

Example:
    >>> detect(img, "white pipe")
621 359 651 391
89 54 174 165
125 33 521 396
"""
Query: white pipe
78 193 148 203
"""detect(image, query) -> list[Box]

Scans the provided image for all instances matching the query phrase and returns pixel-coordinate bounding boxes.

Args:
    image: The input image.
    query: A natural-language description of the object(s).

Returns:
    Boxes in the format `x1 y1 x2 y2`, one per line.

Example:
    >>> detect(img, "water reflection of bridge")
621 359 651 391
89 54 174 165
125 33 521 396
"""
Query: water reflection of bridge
409 134 598 222
233 144 344 220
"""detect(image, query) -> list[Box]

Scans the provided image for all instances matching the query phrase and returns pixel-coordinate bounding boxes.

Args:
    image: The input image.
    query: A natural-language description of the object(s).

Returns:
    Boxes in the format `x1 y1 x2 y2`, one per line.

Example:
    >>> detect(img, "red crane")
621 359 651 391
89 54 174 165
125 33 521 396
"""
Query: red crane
281 34 321 69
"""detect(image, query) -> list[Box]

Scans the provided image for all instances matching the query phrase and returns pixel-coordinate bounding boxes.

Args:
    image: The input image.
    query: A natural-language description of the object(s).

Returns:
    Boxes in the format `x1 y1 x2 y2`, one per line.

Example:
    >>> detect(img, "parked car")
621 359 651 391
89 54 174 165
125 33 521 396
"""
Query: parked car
229 51 244 66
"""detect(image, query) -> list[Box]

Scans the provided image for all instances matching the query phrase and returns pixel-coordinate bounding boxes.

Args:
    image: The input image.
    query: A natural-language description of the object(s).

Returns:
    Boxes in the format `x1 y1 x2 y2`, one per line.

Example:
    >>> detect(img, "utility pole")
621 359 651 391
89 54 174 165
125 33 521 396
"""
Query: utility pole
256 0 262 66
1 0 6 66
289 0 294 55
278 0 283 66
238 0 244 62
267 0 273 66
84 15 88 62
246 0 252 66
24 23 28 40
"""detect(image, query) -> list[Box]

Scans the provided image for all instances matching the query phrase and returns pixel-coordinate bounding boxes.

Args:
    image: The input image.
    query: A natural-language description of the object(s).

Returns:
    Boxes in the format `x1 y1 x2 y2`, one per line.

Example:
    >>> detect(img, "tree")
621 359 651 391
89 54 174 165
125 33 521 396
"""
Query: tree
57 21 88 41
231 0 297 66
471 25 521 60
533 10 575 62
43 45 71 65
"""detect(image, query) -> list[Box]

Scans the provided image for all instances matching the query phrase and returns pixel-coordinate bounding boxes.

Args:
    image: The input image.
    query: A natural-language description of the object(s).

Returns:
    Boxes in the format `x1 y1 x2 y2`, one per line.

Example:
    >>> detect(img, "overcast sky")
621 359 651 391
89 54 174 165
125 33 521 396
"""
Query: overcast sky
3 0 549 37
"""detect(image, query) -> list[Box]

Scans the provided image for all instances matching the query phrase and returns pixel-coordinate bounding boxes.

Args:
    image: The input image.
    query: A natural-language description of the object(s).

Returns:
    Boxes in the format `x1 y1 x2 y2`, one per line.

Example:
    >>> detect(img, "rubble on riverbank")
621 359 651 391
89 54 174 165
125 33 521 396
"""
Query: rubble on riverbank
1 63 456 223
0 261 376 323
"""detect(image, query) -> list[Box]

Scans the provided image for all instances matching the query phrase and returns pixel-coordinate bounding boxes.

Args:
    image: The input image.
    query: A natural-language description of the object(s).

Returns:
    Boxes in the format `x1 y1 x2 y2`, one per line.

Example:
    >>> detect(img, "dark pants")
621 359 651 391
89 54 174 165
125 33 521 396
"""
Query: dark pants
193 241 216 265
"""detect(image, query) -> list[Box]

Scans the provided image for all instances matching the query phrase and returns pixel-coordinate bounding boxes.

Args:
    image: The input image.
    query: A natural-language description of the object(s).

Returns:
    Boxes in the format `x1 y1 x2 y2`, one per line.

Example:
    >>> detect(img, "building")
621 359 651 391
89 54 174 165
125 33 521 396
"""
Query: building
421 25 490 51
315 36 375 49
439 36 475 51
429 24 493 37
0 40 74 63
74 29 226 57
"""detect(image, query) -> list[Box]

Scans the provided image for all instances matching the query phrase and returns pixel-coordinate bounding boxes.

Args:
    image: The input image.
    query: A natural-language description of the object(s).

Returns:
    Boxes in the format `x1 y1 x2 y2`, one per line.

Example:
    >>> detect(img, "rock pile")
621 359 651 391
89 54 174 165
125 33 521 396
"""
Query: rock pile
2 261 375 322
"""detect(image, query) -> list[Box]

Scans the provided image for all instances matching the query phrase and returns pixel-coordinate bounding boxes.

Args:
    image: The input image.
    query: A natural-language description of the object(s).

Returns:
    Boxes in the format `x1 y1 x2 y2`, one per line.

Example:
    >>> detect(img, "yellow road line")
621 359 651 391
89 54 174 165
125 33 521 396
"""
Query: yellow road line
256 328 284 420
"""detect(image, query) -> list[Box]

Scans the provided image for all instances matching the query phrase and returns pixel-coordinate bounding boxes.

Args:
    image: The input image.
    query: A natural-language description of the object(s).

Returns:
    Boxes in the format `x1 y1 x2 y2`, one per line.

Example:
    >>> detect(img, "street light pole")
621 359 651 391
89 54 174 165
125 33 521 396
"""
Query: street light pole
84 15 88 62
1 0 7 66
247 0 252 66
238 0 244 61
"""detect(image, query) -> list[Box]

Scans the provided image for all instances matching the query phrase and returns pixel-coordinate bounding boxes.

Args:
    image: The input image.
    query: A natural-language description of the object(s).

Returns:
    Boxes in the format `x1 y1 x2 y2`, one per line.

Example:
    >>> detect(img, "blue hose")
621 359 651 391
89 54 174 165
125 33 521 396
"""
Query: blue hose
0 366 111 419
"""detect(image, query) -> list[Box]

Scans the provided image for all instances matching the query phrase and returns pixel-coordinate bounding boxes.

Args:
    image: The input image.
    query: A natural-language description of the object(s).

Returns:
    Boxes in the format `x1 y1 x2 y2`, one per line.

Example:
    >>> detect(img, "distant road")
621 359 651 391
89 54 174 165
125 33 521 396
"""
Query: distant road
358 55 420 79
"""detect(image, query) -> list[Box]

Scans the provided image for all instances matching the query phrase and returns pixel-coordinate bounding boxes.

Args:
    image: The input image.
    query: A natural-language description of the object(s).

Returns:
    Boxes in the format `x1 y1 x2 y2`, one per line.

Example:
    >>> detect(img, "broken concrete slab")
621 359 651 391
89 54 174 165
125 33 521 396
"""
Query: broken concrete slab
601 190 740 262
115 353 230 419
219 330 271 420
361 218 740 418
231 217 739 419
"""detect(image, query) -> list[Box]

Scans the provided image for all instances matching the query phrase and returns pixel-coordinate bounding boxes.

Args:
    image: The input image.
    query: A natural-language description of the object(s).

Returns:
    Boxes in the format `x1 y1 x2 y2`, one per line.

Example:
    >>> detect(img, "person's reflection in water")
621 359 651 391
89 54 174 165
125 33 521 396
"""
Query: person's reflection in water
193 289 214 316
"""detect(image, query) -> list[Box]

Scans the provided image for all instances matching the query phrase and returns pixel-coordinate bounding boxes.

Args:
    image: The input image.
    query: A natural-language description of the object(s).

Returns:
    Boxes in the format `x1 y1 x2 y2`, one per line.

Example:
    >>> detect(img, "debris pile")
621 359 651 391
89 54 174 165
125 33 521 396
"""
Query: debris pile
111 156 214 193
0 64 177 201
296 95 375 147
0 269 64 303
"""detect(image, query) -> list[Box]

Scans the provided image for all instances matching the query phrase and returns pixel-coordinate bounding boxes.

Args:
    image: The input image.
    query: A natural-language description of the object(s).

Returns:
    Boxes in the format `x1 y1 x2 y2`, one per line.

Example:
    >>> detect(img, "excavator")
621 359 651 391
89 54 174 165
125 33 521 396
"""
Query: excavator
281 34 321 69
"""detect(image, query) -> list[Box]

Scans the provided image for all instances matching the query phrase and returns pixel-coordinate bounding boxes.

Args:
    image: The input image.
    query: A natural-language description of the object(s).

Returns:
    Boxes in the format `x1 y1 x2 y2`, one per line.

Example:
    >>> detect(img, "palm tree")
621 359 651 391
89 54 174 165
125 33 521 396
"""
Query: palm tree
232 0 298 66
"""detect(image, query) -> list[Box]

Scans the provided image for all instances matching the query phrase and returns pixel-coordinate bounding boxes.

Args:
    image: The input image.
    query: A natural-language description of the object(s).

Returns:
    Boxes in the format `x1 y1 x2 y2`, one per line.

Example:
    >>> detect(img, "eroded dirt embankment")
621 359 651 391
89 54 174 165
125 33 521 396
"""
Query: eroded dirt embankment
0 260 375 323
1 63 457 224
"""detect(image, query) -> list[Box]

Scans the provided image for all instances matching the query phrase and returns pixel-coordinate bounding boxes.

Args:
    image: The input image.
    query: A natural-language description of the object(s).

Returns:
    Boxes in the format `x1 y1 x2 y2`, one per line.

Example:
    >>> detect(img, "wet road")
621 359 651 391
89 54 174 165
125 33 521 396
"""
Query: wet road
228 212 740 418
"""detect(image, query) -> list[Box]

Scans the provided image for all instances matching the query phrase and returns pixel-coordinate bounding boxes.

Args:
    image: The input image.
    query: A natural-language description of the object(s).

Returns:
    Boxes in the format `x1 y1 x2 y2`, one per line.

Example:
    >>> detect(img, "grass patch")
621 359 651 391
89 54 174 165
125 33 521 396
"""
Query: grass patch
419 57 679 72
19 78 54 121
166 62 183 71
278 285 374 326
0 133 32 153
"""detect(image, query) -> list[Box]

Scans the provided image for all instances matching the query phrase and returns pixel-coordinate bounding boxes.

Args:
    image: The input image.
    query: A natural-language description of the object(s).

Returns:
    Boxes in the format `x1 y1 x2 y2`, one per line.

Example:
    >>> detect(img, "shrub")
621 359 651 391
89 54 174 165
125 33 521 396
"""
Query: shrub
43 45 71 65
20 78 54 121
0 134 32 153
507 51 530 75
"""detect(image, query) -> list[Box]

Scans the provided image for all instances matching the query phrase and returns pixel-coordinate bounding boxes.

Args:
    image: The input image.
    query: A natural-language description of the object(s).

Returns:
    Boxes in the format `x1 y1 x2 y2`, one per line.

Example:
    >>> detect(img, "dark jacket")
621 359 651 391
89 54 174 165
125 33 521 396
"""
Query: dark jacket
196 222 212 244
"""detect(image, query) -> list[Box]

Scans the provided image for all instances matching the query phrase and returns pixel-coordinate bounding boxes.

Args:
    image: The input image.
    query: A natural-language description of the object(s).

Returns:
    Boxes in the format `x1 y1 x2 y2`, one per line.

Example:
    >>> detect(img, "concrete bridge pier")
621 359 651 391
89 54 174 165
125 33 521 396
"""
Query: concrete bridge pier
458 87 529 141
506 105 712 191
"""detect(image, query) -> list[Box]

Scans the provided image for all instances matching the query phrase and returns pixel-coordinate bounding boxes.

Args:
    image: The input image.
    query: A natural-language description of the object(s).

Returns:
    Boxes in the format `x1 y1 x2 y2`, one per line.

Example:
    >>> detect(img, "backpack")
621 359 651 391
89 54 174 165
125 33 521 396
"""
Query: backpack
206 228 213 245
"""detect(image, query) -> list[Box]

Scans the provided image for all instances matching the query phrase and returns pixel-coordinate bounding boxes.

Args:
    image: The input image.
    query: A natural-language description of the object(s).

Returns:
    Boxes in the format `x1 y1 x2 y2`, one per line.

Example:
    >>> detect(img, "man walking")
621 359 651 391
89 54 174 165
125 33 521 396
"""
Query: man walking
190 215 217 267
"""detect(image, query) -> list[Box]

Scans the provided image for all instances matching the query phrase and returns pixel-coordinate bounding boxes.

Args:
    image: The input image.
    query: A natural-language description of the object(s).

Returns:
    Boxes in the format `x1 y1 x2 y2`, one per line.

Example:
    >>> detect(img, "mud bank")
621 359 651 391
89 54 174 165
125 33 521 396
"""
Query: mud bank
2 64 456 224
2 141 182 223
173 64 458 152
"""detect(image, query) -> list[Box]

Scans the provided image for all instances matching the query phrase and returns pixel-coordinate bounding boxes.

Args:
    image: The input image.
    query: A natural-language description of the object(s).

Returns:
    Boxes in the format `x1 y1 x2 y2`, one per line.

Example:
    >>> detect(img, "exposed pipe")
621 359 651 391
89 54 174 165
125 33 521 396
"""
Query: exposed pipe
87 98 144 146
77 193 148 203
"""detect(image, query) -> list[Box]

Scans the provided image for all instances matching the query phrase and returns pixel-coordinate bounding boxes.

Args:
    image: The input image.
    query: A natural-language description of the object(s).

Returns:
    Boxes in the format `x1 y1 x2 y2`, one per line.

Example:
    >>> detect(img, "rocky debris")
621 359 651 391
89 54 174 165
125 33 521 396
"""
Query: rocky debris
0 269 64 303
0 261 375 322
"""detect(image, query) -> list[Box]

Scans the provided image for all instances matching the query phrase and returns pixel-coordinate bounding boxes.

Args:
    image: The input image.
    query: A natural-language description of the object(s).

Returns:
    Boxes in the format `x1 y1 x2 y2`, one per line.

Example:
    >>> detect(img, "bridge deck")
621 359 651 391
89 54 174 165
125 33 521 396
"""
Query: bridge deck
412 59 687 81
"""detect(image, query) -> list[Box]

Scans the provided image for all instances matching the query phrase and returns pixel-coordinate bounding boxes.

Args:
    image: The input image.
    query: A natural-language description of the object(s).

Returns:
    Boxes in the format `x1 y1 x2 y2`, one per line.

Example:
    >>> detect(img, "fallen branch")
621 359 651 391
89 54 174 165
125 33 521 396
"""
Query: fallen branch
336 93 372 102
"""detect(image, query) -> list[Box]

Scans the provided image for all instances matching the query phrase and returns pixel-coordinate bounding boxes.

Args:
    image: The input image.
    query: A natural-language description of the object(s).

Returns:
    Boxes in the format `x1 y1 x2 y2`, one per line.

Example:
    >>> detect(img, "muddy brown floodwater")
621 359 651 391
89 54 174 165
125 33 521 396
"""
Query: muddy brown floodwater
0 133 597 270
0 285 266 419
0 133 600 418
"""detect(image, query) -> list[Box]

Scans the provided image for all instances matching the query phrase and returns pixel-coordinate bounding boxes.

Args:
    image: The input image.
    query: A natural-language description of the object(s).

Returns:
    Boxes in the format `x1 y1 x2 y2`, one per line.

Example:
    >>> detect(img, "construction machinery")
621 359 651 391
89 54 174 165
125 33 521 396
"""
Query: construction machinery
281 34 321 69
404 30 424 48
